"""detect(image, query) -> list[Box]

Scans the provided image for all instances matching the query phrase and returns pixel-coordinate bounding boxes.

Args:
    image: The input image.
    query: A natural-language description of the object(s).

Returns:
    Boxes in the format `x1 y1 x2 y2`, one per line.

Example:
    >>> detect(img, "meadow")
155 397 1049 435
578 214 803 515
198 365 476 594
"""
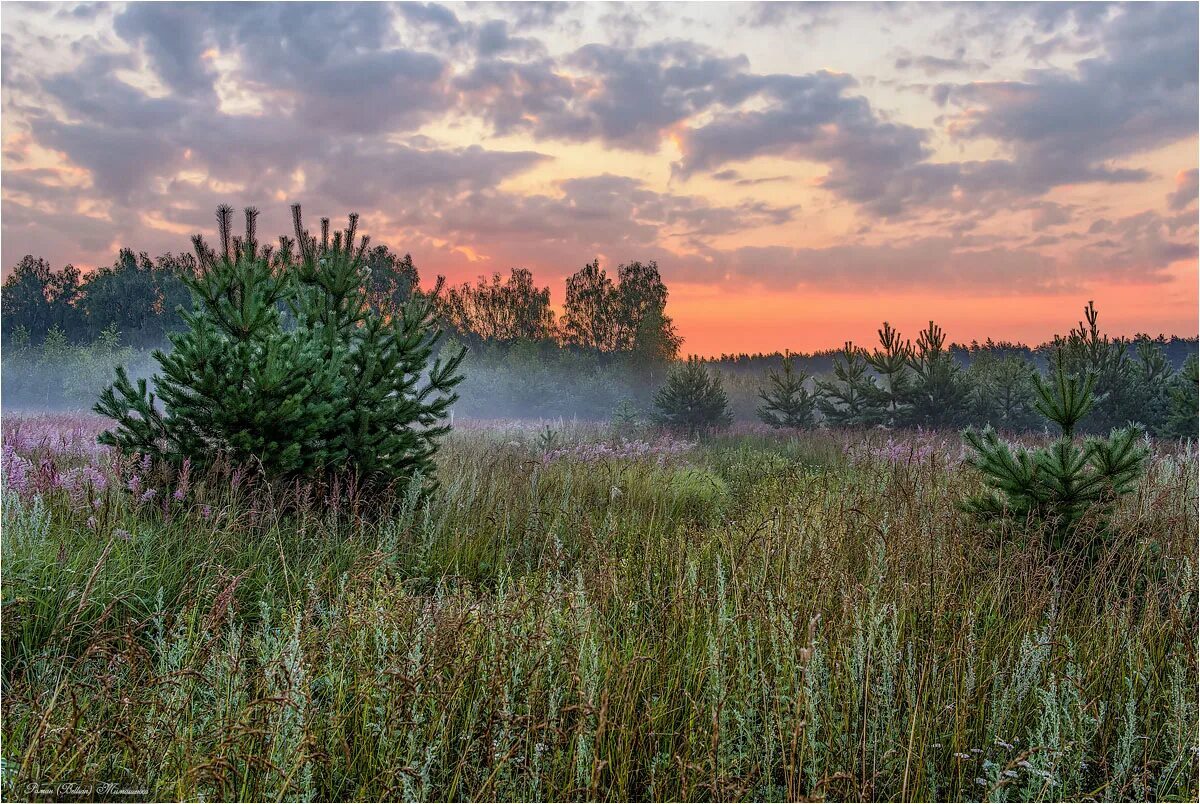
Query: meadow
1 413 1196 802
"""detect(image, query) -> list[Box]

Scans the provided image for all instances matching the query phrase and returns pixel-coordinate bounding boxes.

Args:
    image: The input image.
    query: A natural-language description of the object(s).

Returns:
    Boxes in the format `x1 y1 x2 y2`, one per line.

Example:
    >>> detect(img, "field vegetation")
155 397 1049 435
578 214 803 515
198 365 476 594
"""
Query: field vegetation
2 414 1197 801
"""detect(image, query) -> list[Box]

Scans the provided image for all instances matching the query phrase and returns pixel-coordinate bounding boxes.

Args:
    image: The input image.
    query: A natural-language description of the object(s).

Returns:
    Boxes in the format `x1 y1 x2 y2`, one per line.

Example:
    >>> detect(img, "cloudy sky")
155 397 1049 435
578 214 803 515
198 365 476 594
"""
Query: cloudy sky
2 2 1197 354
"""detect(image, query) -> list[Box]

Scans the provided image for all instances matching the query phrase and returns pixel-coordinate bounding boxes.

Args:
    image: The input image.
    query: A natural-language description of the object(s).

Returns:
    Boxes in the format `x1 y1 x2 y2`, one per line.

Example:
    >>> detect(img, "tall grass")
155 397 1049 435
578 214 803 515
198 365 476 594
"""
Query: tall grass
2 416 1196 801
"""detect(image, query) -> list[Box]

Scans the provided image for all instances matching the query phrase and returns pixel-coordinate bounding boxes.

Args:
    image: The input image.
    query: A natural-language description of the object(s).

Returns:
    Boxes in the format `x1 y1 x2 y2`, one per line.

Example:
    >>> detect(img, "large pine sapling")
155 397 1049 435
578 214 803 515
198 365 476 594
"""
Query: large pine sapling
817 342 881 427
963 348 1148 553
757 352 819 428
653 356 732 434
96 206 343 477
96 205 465 488
288 205 465 483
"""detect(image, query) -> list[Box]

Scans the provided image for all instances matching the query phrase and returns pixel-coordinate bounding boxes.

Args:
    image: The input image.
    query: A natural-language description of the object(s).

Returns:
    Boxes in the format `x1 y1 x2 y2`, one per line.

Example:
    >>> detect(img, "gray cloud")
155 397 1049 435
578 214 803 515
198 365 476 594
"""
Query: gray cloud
941 3 1197 183
894 51 987 76
1168 168 1199 211
461 40 757 151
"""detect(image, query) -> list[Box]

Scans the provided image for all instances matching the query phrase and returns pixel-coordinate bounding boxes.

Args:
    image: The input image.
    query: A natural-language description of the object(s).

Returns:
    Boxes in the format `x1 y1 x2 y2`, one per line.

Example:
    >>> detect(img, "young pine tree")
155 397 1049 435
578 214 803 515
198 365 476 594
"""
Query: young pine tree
1165 353 1199 439
865 321 913 427
965 348 1039 430
906 321 970 428
757 352 819 428
962 348 1148 555
1130 337 1174 435
1054 301 1138 433
653 357 732 434
817 343 882 427
96 205 465 487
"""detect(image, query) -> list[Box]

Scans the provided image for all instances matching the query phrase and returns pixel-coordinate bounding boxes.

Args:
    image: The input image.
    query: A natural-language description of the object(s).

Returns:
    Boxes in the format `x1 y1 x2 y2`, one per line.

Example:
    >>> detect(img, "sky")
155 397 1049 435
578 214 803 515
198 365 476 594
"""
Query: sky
2 1 1197 356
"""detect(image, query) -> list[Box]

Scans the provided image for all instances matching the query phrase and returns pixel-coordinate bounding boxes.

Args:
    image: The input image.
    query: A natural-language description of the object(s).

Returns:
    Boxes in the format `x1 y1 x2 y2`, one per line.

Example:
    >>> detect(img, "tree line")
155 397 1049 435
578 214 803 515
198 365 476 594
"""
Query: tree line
2 244 1197 438
668 303 1196 439
1 247 681 370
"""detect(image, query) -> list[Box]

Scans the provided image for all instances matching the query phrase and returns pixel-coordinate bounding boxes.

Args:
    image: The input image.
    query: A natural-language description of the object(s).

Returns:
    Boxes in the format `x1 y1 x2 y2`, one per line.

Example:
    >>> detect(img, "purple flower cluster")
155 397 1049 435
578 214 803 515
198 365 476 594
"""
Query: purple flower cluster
542 437 695 466
871 436 938 465
3 442 112 506
2 414 110 461
2 414 196 515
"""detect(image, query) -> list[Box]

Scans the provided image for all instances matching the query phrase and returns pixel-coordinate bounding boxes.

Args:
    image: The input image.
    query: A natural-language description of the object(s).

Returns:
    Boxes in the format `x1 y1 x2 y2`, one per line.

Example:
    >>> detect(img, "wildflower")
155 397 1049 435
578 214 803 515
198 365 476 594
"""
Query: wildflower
114 528 132 542
200 504 213 520
1003 770 1018 778
139 489 158 505
954 752 971 760
995 738 1013 750
975 778 988 787
173 458 191 502
86 516 97 530
128 475 142 495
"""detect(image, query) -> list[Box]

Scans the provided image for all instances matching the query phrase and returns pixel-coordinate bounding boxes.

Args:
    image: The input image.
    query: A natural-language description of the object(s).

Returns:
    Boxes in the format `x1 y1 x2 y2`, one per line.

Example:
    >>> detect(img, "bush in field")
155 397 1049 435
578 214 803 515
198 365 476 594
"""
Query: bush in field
95 205 465 486
963 348 1147 554
653 356 732 434
756 353 818 428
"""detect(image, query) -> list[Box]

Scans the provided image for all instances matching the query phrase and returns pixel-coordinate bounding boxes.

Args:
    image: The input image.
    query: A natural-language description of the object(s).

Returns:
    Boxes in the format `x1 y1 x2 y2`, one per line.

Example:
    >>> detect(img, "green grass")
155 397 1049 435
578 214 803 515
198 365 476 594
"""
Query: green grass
2 424 1196 801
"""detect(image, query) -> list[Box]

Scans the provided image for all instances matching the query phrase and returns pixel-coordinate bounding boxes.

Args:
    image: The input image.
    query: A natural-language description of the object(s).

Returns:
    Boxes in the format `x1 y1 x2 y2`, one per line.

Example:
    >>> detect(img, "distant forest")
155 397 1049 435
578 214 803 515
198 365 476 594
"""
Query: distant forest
3 245 1198 432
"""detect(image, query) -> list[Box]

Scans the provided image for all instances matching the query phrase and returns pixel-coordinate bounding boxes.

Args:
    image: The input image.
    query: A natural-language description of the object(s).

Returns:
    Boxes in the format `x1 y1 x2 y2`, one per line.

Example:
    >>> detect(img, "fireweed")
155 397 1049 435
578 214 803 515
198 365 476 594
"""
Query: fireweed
1 414 1196 801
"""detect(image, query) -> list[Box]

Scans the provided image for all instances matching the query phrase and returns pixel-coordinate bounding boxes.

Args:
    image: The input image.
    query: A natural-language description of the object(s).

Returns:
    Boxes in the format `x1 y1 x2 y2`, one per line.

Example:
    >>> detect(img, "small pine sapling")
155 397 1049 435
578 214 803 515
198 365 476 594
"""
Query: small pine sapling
865 322 913 427
1165 353 1198 439
757 352 819 428
817 342 882 427
653 357 733 434
906 321 970 428
963 348 1148 555
611 398 641 437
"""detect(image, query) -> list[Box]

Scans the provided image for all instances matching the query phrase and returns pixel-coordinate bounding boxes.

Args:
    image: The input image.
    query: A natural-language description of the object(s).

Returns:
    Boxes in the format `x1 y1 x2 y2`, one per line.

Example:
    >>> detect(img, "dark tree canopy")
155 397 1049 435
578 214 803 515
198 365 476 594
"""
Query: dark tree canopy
561 259 680 364
442 268 558 344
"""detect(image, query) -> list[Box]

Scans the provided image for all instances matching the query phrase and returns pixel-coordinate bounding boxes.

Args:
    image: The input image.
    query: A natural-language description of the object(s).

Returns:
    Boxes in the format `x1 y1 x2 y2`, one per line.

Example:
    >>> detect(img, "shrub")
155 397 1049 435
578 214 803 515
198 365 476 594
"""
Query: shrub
963 348 1148 554
653 356 732 434
95 205 464 487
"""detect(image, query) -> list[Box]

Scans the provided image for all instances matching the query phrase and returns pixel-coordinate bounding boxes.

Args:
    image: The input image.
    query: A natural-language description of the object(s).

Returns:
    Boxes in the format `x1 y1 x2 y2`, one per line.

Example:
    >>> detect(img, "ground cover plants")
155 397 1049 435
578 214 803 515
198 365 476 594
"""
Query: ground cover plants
2 411 1196 802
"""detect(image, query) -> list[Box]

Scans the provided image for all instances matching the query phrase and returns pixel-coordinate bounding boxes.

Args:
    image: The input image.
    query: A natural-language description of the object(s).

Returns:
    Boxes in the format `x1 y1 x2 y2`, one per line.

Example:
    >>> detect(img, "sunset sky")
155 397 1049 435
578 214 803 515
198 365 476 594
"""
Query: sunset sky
2 1 1197 355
